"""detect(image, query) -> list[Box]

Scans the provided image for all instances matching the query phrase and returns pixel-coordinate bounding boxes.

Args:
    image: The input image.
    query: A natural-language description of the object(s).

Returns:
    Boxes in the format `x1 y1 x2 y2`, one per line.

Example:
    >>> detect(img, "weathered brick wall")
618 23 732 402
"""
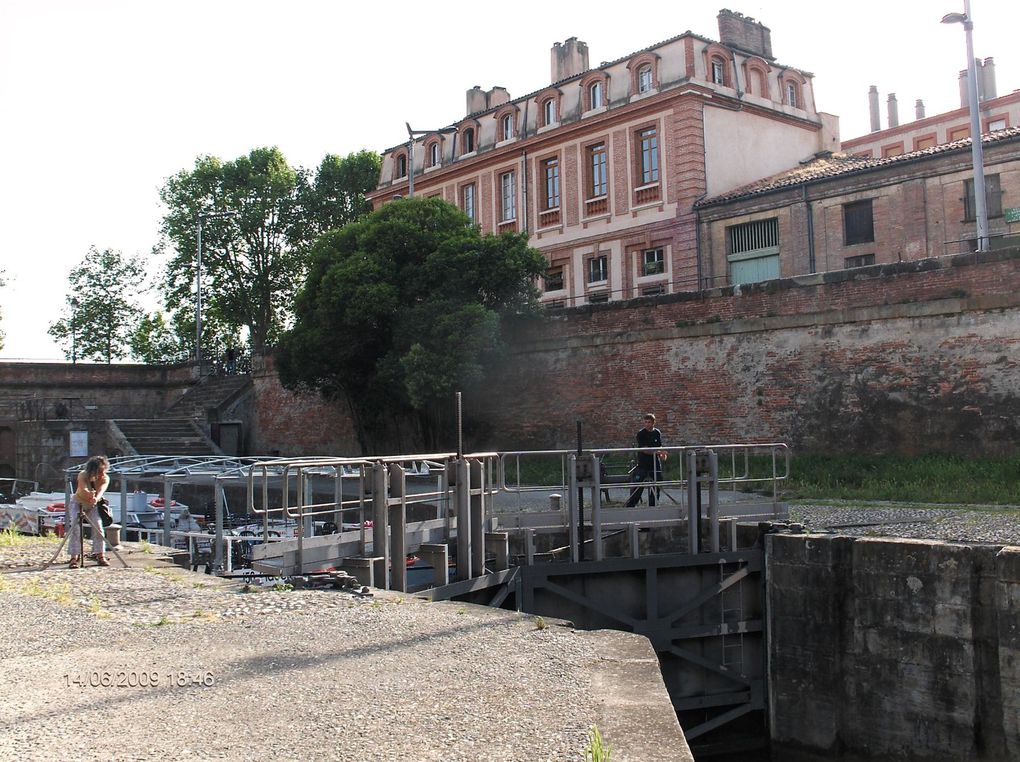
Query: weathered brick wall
766 533 1019 761
475 249 1020 455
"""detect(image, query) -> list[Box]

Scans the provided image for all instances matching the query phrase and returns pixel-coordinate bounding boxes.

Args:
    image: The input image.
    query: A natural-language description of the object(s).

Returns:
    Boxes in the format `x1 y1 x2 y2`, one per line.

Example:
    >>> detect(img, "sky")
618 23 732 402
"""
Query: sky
1 0 1018 360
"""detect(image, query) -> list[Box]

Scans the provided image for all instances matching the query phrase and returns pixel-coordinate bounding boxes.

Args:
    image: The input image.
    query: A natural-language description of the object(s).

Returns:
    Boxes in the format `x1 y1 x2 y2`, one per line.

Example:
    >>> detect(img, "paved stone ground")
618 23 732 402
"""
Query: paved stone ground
0 538 691 762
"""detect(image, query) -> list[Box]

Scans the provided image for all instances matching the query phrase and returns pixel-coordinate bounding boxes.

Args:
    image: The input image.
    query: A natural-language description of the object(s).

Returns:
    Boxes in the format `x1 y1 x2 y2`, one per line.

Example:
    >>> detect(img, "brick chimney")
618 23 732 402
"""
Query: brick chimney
551 37 589 83
466 85 487 115
887 93 899 128
981 57 997 100
869 86 880 132
915 99 925 120
717 9 773 60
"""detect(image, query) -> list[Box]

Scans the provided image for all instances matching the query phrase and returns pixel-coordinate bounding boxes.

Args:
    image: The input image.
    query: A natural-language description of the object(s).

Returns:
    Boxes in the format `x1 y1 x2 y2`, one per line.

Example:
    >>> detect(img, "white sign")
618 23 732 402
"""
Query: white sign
69 431 89 458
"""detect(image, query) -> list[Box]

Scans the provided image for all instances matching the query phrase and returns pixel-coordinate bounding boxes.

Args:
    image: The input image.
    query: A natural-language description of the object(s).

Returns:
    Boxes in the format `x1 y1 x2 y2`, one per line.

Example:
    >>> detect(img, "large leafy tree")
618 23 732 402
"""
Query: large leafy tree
276 197 546 452
48 247 145 363
159 147 380 356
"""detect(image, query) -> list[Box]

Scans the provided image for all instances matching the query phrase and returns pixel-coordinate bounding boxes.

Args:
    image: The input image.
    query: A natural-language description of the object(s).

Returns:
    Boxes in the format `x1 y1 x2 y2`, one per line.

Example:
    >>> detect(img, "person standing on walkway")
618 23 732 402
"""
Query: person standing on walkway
67 455 111 568
625 413 666 507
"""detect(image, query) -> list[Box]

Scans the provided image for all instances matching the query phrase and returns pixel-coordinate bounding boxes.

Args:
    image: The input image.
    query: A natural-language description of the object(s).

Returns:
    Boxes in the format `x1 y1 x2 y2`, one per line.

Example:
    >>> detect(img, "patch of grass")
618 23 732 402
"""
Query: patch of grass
153 615 172 627
140 541 153 554
0 527 57 546
534 615 548 631
781 454 1020 505
584 725 612 762
271 582 293 592
16 578 73 605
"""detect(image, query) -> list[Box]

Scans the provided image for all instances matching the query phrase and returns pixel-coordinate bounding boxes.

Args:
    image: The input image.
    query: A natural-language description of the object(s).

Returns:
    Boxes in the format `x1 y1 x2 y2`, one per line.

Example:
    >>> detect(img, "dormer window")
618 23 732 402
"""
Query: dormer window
638 66 653 93
501 114 513 141
543 98 557 126
786 82 798 108
462 128 475 154
589 81 603 110
711 59 725 85
396 154 407 178
429 142 439 167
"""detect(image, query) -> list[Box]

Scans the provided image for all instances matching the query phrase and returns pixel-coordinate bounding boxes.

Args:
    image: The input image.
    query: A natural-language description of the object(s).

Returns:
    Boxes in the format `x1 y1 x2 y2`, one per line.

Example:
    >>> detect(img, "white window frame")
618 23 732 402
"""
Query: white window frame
462 183 476 222
500 171 516 222
501 114 513 141
712 59 725 85
642 247 664 276
589 81 603 110
543 98 556 126
638 66 653 93
786 82 798 108
429 143 439 167
639 128 659 185
543 158 560 210
588 254 608 284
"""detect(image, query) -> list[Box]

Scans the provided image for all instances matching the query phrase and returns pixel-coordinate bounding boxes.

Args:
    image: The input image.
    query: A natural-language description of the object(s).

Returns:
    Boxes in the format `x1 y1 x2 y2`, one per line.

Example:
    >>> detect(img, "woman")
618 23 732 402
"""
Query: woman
67 455 111 568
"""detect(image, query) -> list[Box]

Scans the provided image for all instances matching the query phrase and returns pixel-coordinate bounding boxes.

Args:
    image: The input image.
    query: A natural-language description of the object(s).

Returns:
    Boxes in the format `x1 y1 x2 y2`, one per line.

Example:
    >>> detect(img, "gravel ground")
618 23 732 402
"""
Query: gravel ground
0 540 604 762
790 500 1020 546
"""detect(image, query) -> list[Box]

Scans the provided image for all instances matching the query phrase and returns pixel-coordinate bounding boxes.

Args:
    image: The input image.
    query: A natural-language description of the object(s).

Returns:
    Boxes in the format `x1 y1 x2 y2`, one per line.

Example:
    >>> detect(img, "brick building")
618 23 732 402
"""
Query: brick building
842 60 1020 158
695 127 1020 285
367 10 838 306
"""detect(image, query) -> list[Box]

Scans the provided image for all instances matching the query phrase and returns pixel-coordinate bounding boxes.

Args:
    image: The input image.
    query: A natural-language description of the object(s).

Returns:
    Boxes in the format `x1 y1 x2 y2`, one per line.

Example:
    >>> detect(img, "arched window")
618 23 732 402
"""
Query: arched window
589 81 603 110
429 142 439 167
501 113 513 141
711 57 726 85
543 98 557 126
396 154 407 178
638 66 653 93
786 82 798 108
463 127 475 154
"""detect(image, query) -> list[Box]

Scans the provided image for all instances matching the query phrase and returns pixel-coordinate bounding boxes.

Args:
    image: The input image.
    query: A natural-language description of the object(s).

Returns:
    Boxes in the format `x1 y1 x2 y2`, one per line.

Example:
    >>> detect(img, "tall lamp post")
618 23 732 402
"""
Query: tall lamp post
195 210 237 364
942 1 989 252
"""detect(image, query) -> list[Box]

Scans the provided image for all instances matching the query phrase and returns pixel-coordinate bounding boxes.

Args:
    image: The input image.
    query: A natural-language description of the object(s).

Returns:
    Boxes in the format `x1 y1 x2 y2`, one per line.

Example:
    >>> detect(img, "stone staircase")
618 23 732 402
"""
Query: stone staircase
110 374 253 456
111 418 221 456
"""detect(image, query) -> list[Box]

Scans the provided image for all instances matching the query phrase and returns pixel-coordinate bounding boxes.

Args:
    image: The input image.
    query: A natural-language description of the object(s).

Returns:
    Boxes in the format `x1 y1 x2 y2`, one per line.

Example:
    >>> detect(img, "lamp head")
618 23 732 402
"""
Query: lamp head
941 12 968 24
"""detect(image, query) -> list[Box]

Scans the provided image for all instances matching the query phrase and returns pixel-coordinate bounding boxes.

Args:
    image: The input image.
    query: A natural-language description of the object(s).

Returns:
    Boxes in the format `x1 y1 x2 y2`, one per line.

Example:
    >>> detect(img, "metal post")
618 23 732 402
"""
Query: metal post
372 463 389 588
686 451 699 554
567 454 579 563
389 463 407 593
162 480 173 548
455 458 470 580
963 2 989 251
195 215 203 362
576 421 584 561
214 482 224 572
588 453 603 562
708 451 720 553
469 459 485 578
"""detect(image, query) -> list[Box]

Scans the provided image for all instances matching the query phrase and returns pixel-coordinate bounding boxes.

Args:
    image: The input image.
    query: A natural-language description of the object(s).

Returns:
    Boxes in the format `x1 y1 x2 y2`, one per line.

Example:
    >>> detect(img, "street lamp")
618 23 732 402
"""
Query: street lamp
942 1 989 252
195 210 237 364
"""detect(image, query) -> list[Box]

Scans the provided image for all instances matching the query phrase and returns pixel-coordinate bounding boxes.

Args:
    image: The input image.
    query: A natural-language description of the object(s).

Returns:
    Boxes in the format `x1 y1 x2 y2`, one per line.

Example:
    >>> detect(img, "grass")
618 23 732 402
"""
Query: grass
584 725 611 762
534 615 548 631
507 452 1020 505
0 527 58 546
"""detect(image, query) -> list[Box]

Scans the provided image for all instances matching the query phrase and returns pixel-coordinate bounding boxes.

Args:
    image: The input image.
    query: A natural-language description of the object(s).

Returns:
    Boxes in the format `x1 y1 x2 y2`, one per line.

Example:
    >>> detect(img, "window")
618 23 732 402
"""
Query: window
544 265 564 292
711 59 725 85
845 254 875 269
751 69 767 97
543 158 560 210
914 135 937 151
396 154 407 178
642 285 665 297
589 81 603 110
588 254 608 283
462 183 476 222
881 144 904 158
500 171 516 222
543 98 557 126
843 200 875 245
429 142 439 167
638 66 653 93
642 248 664 276
588 292 610 304
462 128 475 154
501 114 513 141
589 143 607 198
639 127 659 185
786 82 798 108
948 125 970 141
988 117 1007 132
964 174 1003 220
728 218 780 285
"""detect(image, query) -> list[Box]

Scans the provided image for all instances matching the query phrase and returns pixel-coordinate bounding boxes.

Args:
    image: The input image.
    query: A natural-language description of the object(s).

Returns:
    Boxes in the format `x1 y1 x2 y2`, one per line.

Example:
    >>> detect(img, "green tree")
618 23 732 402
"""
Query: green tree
159 147 380 356
276 197 546 452
47 247 145 363
129 312 190 365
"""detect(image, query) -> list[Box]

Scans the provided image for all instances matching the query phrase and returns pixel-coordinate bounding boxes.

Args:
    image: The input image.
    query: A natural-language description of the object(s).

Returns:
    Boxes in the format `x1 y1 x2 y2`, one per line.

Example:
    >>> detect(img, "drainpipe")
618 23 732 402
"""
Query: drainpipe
693 192 709 289
803 185 816 273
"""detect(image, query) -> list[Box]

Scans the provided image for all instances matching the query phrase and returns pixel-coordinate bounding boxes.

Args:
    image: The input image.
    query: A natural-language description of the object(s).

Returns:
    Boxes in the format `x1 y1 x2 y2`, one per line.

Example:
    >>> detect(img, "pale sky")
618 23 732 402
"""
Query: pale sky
1 0 1017 360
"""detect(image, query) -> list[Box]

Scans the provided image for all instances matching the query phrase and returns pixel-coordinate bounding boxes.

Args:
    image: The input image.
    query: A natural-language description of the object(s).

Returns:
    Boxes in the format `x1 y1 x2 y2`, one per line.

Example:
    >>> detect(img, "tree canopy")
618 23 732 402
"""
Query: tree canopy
276 196 546 452
47 247 145 363
159 147 380 356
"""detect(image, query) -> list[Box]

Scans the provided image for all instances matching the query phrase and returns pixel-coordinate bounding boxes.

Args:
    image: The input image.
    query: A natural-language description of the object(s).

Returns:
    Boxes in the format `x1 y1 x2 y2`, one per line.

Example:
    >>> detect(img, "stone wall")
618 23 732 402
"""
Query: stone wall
475 248 1020 455
766 533 1019 761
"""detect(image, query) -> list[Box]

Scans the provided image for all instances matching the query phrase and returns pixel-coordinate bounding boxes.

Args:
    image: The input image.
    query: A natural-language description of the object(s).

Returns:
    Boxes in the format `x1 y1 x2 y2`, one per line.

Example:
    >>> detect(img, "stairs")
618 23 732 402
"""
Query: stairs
165 375 251 419
112 418 221 456
109 373 253 457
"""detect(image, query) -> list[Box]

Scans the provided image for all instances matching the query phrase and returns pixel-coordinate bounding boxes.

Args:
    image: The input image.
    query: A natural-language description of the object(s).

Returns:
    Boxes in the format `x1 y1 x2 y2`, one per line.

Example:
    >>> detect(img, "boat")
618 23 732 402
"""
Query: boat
0 489 195 538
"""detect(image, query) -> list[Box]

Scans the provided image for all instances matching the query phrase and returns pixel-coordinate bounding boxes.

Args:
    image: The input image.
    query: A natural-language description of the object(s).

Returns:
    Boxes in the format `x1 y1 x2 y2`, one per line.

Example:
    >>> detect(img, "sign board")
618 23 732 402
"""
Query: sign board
69 431 88 458
1004 207 1020 224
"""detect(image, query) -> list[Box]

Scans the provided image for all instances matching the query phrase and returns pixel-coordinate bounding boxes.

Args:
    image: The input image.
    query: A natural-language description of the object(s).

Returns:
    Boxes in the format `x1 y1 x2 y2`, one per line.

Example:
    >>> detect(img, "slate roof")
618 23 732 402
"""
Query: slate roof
697 126 1020 208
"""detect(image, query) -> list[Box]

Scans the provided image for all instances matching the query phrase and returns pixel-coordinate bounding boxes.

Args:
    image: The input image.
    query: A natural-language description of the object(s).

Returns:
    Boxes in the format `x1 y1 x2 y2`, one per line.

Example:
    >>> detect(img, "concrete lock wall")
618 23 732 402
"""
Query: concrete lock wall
766 533 1020 761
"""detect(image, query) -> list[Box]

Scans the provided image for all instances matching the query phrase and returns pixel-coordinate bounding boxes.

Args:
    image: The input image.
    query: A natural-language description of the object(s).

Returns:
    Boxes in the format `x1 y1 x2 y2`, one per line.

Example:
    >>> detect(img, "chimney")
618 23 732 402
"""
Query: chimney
915 99 925 120
551 37 589 83
466 85 486 115
887 93 899 128
959 69 969 108
869 85 881 132
981 57 997 100
488 86 511 108
717 9 773 60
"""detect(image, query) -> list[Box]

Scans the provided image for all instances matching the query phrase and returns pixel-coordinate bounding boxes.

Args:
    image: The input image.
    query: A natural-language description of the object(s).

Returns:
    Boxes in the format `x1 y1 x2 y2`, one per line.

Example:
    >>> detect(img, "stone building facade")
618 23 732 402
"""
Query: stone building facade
367 10 838 307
